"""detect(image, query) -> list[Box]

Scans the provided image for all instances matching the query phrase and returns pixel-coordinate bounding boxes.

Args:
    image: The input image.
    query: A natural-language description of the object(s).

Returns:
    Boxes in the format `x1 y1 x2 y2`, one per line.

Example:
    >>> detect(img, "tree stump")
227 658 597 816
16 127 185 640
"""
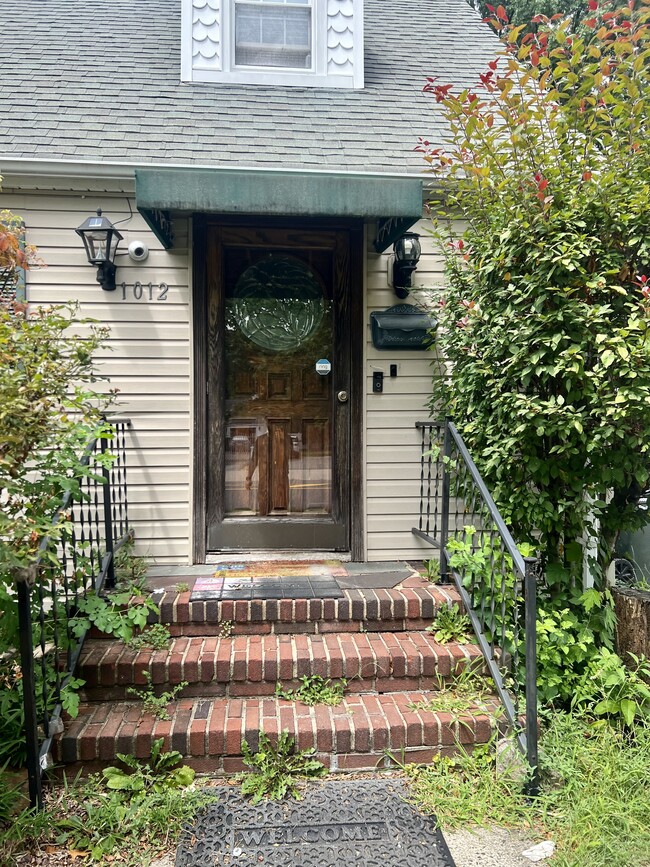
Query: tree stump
613 587 650 661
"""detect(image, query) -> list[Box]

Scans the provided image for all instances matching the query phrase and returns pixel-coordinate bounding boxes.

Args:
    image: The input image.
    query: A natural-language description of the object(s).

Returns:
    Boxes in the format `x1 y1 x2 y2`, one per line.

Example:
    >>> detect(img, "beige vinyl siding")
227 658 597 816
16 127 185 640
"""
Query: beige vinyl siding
2 179 193 565
364 218 446 561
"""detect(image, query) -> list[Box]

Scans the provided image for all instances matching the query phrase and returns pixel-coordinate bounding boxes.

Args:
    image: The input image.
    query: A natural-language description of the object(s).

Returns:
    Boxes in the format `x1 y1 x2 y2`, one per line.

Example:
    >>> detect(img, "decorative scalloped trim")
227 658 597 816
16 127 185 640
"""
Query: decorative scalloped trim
327 0 355 77
192 0 221 69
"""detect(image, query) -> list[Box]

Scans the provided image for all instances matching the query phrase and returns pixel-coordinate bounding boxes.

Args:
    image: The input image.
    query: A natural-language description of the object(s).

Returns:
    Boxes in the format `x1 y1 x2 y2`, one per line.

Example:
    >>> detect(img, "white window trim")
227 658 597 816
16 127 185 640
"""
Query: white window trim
181 0 364 89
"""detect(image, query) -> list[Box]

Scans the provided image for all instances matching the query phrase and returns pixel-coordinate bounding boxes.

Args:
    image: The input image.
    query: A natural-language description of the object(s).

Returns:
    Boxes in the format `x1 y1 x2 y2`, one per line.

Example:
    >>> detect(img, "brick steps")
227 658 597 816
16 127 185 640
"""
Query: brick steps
78 632 483 700
55 573 494 775
147 582 459 636
54 692 497 774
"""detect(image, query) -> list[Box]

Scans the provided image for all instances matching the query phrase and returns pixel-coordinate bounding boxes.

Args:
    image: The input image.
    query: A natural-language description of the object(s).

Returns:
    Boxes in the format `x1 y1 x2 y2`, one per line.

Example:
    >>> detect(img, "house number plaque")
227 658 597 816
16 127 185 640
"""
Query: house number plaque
119 281 169 301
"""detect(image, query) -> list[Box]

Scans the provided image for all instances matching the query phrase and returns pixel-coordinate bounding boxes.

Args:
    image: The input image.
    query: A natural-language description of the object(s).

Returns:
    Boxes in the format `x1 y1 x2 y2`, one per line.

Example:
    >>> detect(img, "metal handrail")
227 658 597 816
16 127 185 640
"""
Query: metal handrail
413 418 539 795
16 417 131 808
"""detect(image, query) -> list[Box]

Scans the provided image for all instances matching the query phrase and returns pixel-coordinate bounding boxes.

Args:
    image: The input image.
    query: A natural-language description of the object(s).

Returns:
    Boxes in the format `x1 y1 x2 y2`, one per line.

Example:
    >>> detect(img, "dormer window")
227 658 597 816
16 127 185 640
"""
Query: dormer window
181 0 364 88
234 0 312 70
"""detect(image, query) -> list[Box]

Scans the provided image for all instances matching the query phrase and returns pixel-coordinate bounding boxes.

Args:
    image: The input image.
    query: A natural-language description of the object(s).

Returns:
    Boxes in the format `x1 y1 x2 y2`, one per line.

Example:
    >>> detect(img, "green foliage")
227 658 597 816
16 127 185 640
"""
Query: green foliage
468 0 584 29
0 772 214 867
0 657 83 766
102 738 195 797
175 581 190 593
427 603 472 644
571 649 650 728
72 586 159 644
240 731 327 804
407 712 650 866
423 0 650 584
421 558 441 583
537 713 650 867
406 736 534 829
113 536 149 590
0 766 24 825
409 665 500 728
0 303 111 574
220 619 234 637
127 623 171 651
127 671 187 720
275 674 347 706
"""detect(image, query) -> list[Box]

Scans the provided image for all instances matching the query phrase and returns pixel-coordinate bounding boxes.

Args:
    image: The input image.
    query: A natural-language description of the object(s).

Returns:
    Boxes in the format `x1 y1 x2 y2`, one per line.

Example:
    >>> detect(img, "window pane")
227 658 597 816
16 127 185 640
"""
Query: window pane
235 3 311 69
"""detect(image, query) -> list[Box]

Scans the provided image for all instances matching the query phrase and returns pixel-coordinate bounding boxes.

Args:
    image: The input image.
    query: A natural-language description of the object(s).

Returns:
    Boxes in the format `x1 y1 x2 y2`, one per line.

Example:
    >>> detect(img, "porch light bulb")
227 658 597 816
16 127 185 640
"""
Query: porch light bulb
394 233 421 264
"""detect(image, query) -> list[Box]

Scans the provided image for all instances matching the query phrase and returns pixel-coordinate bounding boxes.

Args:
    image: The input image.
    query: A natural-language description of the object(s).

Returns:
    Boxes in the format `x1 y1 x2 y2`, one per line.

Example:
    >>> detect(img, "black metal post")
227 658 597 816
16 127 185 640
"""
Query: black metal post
524 556 539 796
439 418 452 583
101 434 116 590
17 576 43 809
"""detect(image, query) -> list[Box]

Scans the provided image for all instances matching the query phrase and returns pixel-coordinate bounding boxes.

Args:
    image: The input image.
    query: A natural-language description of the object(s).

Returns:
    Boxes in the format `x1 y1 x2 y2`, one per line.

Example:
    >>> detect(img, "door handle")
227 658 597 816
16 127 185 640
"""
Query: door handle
337 390 349 403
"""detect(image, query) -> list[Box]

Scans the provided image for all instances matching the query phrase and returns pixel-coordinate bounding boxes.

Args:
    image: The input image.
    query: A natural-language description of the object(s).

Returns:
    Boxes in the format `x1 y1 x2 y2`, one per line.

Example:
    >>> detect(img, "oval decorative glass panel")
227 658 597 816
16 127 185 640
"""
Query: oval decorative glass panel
232 254 324 352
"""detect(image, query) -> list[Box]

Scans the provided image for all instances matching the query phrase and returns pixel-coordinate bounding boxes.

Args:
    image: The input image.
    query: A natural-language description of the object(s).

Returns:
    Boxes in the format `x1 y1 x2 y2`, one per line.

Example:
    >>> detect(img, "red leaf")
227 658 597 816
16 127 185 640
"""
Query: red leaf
583 171 592 181
588 0 598 9
496 4 508 23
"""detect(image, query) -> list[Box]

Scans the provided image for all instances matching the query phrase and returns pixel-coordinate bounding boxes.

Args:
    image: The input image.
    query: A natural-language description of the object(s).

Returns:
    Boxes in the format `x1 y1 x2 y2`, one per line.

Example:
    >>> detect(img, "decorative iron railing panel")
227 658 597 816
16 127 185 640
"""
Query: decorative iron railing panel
414 419 539 794
16 418 131 808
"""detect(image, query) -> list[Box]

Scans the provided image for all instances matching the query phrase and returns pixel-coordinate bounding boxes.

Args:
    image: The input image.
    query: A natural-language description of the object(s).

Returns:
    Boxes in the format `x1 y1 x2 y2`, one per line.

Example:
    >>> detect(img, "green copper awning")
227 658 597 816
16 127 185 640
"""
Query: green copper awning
135 168 423 251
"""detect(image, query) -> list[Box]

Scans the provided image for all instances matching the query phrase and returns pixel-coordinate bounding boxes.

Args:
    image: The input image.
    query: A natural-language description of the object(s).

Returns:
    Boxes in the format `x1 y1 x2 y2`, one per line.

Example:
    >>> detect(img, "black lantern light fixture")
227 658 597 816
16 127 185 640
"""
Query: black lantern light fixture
392 232 422 299
75 208 123 291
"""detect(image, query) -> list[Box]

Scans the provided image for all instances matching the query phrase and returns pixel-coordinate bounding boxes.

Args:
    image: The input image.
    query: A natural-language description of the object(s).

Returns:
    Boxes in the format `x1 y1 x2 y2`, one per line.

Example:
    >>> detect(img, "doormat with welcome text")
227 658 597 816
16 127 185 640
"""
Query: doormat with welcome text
175 779 456 867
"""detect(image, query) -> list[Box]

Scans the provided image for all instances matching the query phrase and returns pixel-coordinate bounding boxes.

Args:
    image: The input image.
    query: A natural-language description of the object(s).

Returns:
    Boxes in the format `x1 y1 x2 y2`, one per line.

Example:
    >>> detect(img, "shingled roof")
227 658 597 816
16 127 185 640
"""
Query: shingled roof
0 0 498 174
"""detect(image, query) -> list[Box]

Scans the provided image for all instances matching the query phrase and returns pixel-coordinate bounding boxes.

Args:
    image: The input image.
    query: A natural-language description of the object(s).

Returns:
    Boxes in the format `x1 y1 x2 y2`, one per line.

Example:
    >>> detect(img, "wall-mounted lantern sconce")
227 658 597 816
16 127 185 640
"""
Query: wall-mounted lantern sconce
75 209 123 291
392 232 421 299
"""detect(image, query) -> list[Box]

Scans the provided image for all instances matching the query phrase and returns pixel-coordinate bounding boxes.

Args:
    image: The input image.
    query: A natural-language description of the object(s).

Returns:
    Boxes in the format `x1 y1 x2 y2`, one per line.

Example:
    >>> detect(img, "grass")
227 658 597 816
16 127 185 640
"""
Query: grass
0 772 215 867
406 713 650 867
409 666 500 728
275 674 347 706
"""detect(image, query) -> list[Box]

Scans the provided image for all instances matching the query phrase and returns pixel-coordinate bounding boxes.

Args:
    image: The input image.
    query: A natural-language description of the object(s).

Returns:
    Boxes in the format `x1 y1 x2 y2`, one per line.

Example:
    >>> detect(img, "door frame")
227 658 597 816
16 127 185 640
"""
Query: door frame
192 214 364 563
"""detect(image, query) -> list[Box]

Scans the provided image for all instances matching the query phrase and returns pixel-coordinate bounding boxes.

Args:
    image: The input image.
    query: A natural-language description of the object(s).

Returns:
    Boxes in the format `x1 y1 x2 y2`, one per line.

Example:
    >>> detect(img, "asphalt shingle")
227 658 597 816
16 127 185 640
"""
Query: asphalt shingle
0 0 499 173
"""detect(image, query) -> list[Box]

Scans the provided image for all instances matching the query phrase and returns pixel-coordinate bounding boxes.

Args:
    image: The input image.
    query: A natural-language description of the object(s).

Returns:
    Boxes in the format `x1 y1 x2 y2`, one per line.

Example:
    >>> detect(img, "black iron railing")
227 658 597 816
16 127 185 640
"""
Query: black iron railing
16 417 131 808
414 419 539 794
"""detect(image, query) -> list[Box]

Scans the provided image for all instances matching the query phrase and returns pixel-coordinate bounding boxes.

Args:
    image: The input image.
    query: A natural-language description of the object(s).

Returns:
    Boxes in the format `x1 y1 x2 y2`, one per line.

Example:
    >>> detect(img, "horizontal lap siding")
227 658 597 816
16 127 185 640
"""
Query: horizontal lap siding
3 182 192 565
365 219 445 561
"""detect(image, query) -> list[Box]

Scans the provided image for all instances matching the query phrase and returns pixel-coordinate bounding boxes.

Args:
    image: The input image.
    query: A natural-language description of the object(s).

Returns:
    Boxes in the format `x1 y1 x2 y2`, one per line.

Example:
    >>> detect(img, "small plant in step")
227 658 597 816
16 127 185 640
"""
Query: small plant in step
127 671 187 720
276 675 347 706
71 585 159 644
240 731 326 804
127 623 171 651
103 737 195 798
220 620 234 638
422 558 441 583
409 665 500 729
175 581 190 593
428 603 471 644
114 535 149 590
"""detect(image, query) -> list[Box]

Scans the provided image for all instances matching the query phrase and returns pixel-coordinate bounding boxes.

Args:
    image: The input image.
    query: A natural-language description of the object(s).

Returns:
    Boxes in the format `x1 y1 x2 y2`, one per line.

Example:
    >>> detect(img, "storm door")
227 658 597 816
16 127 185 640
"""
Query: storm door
206 226 352 551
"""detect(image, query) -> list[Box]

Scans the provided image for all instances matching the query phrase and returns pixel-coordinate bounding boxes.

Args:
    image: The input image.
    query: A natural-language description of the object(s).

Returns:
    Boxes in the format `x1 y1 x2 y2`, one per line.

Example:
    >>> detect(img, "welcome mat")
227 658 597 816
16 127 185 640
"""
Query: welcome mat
191 561 346 601
175 779 456 867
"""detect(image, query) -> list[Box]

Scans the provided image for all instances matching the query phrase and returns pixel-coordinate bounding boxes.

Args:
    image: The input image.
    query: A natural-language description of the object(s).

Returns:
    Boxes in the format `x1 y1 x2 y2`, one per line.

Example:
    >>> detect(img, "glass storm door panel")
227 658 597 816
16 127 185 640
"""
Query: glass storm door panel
206 226 351 552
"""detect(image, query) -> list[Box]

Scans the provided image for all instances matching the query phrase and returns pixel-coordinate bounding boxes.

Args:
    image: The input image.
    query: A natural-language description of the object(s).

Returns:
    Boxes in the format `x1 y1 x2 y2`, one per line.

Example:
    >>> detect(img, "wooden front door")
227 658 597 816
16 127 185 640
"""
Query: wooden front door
205 224 354 552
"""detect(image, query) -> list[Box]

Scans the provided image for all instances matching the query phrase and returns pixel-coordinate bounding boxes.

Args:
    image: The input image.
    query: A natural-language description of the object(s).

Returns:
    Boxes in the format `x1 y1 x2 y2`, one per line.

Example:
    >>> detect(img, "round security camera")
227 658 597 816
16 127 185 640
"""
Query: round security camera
128 240 149 262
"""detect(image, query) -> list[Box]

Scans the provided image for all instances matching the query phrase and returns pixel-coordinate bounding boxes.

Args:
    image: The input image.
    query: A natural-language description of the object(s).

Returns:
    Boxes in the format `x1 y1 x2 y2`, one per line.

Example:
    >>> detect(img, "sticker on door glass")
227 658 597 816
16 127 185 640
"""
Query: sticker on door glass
316 359 332 376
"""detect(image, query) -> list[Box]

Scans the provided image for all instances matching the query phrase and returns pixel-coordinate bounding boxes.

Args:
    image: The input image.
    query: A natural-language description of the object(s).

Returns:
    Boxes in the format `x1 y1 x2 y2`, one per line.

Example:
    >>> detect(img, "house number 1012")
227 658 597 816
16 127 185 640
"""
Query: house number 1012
119 281 169 301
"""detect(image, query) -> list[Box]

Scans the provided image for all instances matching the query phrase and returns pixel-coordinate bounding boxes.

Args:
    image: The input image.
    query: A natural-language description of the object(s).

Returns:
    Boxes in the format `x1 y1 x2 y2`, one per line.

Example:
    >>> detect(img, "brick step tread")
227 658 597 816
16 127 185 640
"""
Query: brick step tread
146 581 460 636
79 633 483 698
54 692 497 768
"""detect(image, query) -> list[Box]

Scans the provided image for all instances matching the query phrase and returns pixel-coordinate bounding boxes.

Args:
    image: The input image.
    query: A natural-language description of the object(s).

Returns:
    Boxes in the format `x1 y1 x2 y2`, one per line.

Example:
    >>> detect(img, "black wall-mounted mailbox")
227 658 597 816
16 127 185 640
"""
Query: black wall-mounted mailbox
370 303 437 351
